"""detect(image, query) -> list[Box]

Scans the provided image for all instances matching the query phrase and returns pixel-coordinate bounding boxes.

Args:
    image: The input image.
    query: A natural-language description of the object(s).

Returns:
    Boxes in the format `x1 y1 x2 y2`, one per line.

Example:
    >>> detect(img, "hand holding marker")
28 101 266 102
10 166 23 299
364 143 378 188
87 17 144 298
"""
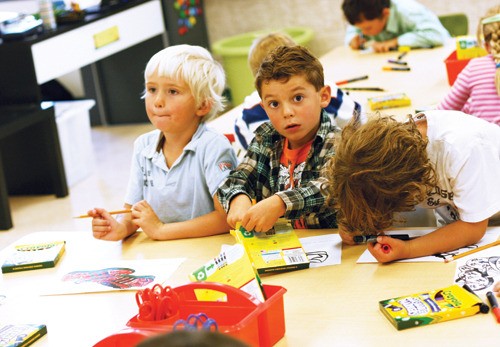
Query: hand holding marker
354 234 410 254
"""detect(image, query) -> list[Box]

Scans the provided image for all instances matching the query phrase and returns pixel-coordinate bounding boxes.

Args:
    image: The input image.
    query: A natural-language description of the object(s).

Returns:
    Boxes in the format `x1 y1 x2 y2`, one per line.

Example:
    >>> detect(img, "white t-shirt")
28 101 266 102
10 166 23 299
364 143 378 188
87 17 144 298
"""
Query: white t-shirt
124 123 238 223
416 110 500 225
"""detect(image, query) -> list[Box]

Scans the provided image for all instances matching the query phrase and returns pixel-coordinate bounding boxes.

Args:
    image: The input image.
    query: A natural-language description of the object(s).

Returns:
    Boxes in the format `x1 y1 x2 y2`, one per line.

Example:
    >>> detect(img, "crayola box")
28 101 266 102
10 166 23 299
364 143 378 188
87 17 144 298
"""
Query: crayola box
379 284 483 330
368 93 411 111
231 220 310 275
189 243 266 302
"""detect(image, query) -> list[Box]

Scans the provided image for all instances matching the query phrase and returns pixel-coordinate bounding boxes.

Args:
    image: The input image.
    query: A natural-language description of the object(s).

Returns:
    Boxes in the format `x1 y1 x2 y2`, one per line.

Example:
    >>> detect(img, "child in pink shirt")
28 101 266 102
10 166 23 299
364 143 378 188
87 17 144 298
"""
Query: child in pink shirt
436 6 500 125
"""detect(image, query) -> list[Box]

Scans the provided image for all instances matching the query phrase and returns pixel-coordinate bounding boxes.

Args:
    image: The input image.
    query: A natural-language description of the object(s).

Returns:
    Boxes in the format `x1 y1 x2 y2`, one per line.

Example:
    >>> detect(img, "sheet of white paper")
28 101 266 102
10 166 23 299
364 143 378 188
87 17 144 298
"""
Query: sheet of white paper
357 227 500 263
300 234 342 267
40 258 185 295
453 245 500 296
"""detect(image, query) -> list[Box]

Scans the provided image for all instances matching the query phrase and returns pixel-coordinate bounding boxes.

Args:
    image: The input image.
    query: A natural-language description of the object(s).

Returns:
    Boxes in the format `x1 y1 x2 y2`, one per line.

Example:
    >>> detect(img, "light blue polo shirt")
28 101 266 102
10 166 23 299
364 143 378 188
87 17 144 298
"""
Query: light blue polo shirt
124 123 237 223
344 0 450 48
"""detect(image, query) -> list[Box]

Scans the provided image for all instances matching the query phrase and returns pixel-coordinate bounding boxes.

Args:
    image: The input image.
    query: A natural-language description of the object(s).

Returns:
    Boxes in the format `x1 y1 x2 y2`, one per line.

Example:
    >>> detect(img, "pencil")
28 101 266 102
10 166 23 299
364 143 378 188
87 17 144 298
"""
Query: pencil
445 239 500 263
342 87 385 92
73 209 132 219
387 59 408 65
397 51 408 60
335 75 369 85
382 66 411 71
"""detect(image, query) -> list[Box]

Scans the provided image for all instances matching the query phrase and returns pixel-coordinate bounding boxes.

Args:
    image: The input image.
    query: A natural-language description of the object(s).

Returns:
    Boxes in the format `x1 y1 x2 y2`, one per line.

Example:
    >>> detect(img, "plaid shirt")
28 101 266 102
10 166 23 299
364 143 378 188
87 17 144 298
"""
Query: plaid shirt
217 111 338 229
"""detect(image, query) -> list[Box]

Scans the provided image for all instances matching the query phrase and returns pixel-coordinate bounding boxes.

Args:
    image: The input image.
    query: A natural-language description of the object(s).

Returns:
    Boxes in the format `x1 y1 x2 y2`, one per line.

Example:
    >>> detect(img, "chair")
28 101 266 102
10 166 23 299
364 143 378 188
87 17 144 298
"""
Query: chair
438 13 469 37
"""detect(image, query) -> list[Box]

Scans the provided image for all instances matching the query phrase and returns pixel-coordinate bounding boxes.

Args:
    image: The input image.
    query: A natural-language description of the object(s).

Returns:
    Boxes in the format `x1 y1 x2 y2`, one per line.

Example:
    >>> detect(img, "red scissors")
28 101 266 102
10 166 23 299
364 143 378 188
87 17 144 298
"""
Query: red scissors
135 284 179 321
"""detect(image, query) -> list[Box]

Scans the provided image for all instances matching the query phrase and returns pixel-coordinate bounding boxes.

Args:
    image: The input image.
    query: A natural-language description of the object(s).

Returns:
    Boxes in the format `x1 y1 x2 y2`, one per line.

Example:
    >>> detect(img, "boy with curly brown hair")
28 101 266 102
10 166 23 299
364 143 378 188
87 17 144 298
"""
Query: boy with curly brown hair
325 111 500 263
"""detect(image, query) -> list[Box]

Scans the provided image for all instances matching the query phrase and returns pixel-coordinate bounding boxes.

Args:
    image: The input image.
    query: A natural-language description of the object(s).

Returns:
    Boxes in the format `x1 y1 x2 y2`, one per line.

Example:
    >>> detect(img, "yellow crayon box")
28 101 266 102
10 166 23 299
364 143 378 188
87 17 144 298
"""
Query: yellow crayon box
231 221 309 275
367 93 411 111
379 284 483 330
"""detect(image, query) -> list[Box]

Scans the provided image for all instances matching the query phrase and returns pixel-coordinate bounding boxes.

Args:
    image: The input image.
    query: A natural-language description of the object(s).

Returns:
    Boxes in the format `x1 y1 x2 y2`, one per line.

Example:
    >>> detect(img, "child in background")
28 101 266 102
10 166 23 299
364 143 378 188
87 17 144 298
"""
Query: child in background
234 32 362 150
88 45 237 241
342 0 450 53
218 45 341 232
325 111 500 263
436 6 500 125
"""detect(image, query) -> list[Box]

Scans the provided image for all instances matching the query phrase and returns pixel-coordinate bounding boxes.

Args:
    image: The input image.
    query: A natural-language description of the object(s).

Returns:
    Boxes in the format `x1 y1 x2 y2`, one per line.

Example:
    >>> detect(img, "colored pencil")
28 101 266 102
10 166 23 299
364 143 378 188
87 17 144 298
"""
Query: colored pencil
382 66 411 71
73 209 132 219
342 87 385 92
445 239 500 263
336 75 369 85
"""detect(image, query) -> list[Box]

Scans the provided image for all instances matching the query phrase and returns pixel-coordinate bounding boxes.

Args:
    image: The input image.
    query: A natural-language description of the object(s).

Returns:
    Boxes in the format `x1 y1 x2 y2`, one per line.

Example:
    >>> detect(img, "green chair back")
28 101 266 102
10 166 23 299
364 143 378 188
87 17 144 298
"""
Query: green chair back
439 13 469 37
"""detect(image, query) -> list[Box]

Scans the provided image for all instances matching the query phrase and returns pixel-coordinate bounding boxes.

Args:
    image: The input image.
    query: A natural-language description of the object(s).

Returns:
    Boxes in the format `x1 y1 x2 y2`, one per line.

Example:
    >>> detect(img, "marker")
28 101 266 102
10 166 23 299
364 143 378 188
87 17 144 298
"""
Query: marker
342 87 385 92
359 33 365 50
383 66 411 71
336 75 369 85
486 291 500 323
387 59 408 65
397 51 408 60
353 234 410 244
462 284 489 313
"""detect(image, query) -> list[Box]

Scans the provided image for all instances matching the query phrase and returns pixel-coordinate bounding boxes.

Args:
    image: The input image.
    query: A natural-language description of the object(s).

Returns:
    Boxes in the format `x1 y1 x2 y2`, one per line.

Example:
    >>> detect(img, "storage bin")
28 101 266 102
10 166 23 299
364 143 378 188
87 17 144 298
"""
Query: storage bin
93 282 287 347
50 99 96 186
212 27 314 105
444 50 471 86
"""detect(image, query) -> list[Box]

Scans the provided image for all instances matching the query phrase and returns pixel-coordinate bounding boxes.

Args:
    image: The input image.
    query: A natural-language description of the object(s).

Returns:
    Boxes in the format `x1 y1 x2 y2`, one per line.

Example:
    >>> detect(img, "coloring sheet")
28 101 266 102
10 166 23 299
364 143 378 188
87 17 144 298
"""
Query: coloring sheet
300 234 342 267
453 245 500 296
357 227 500 263
40 258 185 295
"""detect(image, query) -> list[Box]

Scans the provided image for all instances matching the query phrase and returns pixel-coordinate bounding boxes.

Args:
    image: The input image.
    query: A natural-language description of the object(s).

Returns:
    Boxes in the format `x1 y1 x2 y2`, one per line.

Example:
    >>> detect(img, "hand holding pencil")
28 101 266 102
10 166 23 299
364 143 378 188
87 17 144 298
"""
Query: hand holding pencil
84 207 136 242
74 209 132 219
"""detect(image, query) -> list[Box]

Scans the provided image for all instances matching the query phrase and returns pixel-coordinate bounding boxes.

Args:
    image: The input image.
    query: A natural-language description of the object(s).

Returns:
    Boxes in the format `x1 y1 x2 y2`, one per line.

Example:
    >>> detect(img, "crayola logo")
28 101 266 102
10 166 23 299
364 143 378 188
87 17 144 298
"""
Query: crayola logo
442 290 462 307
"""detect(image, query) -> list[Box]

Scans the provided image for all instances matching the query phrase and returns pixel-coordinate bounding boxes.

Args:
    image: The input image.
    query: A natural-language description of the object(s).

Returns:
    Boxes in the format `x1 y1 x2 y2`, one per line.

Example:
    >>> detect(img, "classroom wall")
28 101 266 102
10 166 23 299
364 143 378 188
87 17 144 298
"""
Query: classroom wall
204 0 499 57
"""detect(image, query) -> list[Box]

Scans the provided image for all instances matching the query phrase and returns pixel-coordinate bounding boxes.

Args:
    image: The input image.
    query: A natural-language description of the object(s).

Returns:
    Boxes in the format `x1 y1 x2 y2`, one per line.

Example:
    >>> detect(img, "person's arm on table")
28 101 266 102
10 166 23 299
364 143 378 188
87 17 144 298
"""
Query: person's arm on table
367 218 488 263
132 197 231 241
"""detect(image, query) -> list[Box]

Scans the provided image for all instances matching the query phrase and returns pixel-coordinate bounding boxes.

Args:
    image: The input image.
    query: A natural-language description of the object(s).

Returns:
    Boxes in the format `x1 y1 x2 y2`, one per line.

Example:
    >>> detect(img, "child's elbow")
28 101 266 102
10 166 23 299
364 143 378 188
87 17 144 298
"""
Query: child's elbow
467 219 489 243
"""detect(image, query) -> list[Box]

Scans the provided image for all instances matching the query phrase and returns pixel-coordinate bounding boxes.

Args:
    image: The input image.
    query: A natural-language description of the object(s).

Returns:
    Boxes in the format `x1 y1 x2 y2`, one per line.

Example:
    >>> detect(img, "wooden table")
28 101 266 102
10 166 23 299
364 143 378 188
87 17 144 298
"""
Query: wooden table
209 41 456 137
1 228 498 347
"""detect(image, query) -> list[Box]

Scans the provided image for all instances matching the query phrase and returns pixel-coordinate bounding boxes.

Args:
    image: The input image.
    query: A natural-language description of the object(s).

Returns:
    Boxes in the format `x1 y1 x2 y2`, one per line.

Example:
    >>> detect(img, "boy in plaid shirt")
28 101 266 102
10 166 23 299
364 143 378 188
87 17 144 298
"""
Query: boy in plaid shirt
217 45 342 231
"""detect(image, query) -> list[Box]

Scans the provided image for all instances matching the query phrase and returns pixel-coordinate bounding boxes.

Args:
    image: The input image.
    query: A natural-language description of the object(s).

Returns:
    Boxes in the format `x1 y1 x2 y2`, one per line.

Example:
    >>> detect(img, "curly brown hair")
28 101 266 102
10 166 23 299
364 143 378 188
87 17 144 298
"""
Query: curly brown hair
324 115 436 234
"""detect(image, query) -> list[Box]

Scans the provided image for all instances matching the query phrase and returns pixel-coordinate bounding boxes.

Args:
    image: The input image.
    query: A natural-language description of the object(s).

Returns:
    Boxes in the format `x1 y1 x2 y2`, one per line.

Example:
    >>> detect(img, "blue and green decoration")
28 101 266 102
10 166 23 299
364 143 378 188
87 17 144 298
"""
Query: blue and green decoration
173 0 203 36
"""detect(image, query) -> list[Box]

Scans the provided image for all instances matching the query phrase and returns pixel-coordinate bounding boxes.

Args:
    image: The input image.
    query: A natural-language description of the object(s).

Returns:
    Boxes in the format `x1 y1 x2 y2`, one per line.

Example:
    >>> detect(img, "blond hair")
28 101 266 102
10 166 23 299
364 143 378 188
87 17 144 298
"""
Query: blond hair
144 45 226 121
478 6 500 96
324 115 436 235
248 32 296 76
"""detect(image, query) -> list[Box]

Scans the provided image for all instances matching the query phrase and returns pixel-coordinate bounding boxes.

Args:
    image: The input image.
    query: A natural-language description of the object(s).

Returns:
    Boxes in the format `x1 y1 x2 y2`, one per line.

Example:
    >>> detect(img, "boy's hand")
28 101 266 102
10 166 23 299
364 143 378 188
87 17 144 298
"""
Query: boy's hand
89 207 129 241
372 38 398 53
349 34 366 50
242 195 285 232
494 281 500 297
131 200 163 239
367 236 410 263
227 195 253 228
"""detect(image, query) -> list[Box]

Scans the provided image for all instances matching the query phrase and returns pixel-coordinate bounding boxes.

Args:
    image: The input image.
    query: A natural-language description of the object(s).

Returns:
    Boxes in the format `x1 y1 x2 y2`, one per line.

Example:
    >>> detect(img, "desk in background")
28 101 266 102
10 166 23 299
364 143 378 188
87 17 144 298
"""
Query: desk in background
0 0 166 125
209 42 455 138
0 105 67 230
1 228 498 347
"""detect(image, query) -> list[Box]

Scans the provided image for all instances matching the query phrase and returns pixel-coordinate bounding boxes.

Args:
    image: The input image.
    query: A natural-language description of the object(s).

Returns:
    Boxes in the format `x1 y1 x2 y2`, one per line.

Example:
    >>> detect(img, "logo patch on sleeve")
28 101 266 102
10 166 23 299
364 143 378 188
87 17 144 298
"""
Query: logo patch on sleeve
218 161 233 172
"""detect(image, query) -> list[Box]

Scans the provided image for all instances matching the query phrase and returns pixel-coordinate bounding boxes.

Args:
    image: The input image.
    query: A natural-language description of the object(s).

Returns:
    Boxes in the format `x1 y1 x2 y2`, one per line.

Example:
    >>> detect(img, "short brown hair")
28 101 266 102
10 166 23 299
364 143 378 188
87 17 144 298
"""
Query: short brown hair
248 32 296 76
255 45 324 97
324 115 436 234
